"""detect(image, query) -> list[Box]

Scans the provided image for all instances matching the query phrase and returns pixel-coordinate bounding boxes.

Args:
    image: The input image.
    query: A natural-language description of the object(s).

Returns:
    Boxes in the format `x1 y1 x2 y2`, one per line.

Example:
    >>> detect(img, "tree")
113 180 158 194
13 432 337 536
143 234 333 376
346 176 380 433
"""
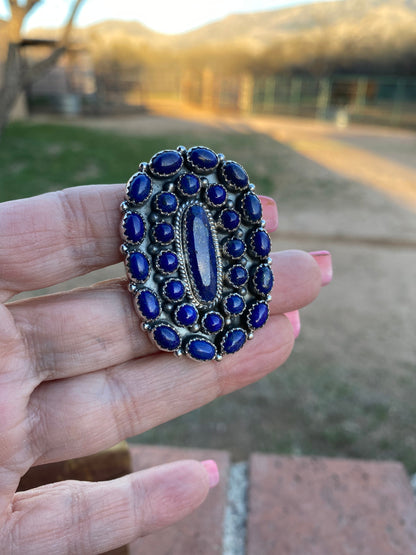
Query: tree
0 0 85 138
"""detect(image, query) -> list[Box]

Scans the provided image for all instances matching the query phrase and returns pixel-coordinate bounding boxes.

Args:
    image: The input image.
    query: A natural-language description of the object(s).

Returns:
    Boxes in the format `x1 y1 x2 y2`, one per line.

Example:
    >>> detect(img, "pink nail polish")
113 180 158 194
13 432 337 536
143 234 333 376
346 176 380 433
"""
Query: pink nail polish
260 195 278 232
309 250 333 286
201 459 219 488
285 310 301 339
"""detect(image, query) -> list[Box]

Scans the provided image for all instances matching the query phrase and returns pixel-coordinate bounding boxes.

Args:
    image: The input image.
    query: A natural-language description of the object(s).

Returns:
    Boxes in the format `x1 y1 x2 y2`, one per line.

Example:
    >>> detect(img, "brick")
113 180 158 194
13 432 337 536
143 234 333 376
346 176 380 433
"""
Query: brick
128 444 230 555
247 454 416 555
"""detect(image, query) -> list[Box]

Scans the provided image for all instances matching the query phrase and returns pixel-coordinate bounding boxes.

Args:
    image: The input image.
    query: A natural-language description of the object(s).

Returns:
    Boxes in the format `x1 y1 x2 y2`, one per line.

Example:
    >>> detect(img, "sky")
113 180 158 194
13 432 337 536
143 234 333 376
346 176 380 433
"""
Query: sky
0 0 337 35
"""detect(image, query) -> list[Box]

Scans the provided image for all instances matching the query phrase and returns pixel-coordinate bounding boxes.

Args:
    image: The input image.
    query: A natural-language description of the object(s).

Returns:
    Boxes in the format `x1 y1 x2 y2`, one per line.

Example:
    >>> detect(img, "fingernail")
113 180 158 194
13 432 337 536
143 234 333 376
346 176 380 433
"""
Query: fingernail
201 459 219 488
260 195 278 232
309 250 333 286
285 310 301 339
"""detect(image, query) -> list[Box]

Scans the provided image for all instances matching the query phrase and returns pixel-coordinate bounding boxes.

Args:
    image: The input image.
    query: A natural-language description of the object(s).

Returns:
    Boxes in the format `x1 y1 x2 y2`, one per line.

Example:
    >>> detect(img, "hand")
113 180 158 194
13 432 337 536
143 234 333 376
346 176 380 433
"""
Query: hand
0 184 329 553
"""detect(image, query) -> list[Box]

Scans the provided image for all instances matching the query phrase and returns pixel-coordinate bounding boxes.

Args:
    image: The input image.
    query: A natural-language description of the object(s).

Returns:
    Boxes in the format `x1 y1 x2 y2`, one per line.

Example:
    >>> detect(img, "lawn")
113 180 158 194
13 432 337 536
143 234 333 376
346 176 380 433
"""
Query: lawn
2 120 415 474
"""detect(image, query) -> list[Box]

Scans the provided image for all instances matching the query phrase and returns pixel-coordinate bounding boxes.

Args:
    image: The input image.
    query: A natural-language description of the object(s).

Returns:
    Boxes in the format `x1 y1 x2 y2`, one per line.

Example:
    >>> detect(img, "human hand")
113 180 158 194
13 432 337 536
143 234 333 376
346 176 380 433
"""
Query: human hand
0 184 331 553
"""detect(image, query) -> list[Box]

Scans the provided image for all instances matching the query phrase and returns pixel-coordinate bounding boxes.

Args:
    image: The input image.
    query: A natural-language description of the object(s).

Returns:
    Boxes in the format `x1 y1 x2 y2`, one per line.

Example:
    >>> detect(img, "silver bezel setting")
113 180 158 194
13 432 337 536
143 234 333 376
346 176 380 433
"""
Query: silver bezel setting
134 287 161 322
125 171 153 205
149 149 184 178
246 301 269 331
184 336 217 361
219 327 248 356
201 311 225 334
186 145 219 174
120 211 147 245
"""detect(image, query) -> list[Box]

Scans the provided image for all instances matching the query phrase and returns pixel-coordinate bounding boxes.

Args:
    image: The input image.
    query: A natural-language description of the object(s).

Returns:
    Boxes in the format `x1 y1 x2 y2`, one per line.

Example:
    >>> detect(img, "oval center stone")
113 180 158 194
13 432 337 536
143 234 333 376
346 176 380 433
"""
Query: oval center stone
182 204 220 304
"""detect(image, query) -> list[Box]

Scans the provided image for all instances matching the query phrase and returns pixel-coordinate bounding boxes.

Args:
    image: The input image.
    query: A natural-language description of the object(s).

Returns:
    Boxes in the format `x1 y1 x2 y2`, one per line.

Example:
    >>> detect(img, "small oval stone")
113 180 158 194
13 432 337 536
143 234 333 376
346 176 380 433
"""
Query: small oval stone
152 222 174 244
221 161 249 191
150 150 183 177
248 302 269 329
124 213 145 243
250 229 271 258
206 184 227 207
252 264 274 296
241 192 262 223
155 192 178 215
202 311 224 333
163 279 185 302
220 209 240 231
224 238 246 259
221 328 247 354
224 293 245 315
187 146 219 172
175 303 198 327
177 173 200 196
136 289 160 320
129 252 150 282
127 173 151 203
157 251 179 274
227 265 248 287
186 338 216 361
153 324 180 351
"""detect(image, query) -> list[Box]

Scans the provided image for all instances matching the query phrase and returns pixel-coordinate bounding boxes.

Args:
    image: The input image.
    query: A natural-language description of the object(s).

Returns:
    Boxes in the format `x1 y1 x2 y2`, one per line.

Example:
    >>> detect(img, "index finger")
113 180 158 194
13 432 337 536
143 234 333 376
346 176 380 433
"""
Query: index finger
0 185 277 299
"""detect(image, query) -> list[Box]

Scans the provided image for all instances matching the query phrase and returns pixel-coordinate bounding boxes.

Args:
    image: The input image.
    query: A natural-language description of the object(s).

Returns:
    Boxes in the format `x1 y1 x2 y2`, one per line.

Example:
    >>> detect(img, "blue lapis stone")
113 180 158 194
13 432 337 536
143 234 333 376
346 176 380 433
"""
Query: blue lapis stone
187 338 216 361
184 204 219 303
224 238 245 259
187 146 219 172
157 251 178 273
220 210 240 231
177 173 200 196
250 229 271 258
153 324 180 351
128 173 151 203
206 184 227 206
248 302 269 329
151 150 183 176
242 193 262 223
129 252 149 282
253 265 274 295
137 290 160 320
153 222 174 244
155 192 178 215
164 279 185 301
124 213 145 243
175 304 198 326
224 294 245 315
222 161 249 190
222 328 246 354
228 265 248 287
202 312 224 333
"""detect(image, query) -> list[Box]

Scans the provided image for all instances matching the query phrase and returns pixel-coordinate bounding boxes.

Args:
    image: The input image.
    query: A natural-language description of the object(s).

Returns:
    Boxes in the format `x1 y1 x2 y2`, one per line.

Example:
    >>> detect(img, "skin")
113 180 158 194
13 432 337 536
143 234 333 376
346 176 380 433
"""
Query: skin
0 185 323 554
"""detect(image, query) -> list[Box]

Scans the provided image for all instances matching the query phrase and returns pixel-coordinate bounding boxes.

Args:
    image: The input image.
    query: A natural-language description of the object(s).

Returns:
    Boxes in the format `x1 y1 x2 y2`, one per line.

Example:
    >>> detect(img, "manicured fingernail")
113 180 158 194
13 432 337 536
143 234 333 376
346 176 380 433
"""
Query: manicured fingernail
309 250 333 286
285 310 301 339
260 195 278 232
201 459 219 488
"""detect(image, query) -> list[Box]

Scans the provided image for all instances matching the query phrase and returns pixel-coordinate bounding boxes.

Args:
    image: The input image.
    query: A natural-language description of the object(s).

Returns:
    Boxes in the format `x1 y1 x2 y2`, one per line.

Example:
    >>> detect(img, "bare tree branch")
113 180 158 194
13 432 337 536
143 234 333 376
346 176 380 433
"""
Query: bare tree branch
22 0 85 86
25 0 43 14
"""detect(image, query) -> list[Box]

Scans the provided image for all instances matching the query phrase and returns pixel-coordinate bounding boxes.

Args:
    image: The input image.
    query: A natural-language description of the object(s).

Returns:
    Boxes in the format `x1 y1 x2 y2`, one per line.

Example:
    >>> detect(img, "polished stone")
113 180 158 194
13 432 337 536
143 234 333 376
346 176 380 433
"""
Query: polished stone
155 192 178 215
251 229 271 258
222 328 246 354
224 294 245 315
224 238 245 259
151 150 183 176
175 304 198 327
220 209 240 231
153 325 180 351
124 213 145 243
163 279 185 301
153 222 174 244
242 193 262 223
128 173 151 203
187 146 219 171
253 264 274 296
187 338 216 361
222 161 249 190
202 312 224 333
248 302 269 329
137 290 160 320
129 252 149 282
177 173 200 196
228 265 248 287
157 251 179 273
206 184 227 207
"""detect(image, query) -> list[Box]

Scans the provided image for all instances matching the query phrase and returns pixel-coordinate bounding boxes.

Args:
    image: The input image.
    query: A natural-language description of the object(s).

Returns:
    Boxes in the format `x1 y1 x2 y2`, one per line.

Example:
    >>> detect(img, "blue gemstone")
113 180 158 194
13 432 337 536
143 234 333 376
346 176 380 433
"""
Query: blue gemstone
222 161 249 190
221 210 240 231
153 325 180 351
253 265 274 295
187 339 216 361
225 294 245 315
206 184 227 206
222 328 246 354
249 302 269 329
242 193 262 223
153 222 174 244
225 238 245 259
176 304 198 326
228 265 248 286
177 173 200 196
128 173 151 203
251 229 271 258
164 279 185 301
184 204 218 303
129 252 149 281
202 312 224 333
124 213 145 243
157 251 178 273
151 150 183 176
156 192 178 215
137 290 160 320
187 146 218 171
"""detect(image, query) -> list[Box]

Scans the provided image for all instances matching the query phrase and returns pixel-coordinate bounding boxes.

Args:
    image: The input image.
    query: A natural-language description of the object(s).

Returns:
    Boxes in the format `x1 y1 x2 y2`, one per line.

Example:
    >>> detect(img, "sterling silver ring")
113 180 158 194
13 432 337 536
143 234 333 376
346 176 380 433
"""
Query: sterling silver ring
120 145 274 362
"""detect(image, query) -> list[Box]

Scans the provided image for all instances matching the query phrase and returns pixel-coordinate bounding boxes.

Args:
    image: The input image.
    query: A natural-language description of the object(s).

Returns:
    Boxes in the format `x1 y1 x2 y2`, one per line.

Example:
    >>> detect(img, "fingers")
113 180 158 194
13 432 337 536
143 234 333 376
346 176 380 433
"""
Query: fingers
0 185 276 297
5 460 213 554
9 249 322 383
28 314 294 465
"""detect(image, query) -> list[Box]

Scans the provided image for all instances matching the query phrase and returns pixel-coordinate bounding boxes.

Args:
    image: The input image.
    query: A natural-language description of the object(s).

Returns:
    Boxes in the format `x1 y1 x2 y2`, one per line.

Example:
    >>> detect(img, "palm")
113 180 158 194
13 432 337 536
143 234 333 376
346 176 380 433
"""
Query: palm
0 184 323 553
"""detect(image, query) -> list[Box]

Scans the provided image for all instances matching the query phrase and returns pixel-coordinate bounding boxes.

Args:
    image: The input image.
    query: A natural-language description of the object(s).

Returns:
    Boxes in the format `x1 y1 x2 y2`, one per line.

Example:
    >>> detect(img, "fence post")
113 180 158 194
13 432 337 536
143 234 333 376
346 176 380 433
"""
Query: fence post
201 67 215 111
263 76 276 113
391 78 405 126
316 77 331 120
289 77 302 115
239 73 254 115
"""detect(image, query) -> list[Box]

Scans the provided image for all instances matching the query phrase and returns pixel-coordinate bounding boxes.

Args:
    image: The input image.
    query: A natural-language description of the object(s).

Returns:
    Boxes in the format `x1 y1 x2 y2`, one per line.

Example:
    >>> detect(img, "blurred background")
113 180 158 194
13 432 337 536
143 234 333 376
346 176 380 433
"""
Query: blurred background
1 0 415 475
